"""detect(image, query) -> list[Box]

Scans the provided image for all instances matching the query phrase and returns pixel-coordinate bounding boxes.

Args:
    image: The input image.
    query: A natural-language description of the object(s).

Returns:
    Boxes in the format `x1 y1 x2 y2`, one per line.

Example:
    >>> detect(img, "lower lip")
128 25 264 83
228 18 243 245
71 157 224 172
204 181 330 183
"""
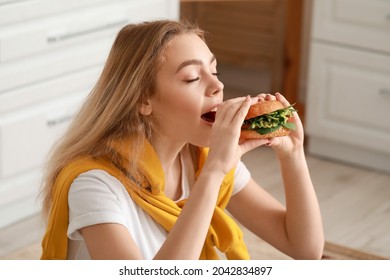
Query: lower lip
200 118 214 126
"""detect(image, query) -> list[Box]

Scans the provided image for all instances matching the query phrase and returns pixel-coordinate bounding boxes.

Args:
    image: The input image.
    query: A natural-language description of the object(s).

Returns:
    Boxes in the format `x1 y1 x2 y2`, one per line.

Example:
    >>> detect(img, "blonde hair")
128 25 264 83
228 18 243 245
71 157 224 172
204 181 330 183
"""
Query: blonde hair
40 20 204 216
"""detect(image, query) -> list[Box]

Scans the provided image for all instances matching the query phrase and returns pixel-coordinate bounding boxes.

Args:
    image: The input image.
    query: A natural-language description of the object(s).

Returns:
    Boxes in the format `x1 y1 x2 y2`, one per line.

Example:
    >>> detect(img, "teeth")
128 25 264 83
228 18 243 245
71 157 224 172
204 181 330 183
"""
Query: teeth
211 107 217 112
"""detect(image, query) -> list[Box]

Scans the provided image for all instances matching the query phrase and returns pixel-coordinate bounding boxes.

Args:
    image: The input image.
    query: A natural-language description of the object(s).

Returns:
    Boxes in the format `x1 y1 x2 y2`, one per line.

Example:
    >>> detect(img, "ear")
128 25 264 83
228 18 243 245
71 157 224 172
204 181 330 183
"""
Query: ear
139 99 153 116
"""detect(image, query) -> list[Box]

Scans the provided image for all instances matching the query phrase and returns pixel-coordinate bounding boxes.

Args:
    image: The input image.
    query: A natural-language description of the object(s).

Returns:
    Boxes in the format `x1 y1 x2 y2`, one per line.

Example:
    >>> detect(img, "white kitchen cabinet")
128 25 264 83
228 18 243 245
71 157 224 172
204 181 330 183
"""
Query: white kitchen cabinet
0 0 179 229
0 94 85 179
311 0 390 54
305 0 390 173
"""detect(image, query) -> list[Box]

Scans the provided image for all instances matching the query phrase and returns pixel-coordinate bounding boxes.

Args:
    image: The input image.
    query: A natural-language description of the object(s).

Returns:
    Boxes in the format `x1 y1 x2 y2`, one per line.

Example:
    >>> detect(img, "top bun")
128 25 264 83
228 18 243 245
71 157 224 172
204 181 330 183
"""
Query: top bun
245 100 285 120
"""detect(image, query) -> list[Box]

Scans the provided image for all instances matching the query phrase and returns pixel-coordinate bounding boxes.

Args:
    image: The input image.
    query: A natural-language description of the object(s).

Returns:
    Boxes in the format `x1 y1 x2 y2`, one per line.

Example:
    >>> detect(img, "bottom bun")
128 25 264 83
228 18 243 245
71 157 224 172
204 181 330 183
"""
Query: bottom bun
240 126 290 140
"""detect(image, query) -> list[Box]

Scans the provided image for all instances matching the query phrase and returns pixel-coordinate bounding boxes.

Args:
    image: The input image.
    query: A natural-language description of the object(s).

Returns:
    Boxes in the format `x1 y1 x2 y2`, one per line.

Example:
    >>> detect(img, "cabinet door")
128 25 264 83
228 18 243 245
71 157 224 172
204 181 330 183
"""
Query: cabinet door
0 66 100 114
312 0 390 53
0 172 41 228
0 93 85 229
0 93 86 179
0 0 178 63
0 40 110 94
306 43 390 157
0 0 112 26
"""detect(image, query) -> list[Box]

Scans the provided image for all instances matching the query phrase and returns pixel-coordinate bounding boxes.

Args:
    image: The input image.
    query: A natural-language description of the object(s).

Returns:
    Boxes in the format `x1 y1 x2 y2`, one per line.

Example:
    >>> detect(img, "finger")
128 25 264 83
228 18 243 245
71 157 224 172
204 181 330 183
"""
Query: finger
265 93 276 101
249 96 260 105
275 92 291 107
216 97 246 120
257 93 267 102
275 92 301 120
240 138 270 154
274 94 303 133
266 137 281 148
230 95 251 126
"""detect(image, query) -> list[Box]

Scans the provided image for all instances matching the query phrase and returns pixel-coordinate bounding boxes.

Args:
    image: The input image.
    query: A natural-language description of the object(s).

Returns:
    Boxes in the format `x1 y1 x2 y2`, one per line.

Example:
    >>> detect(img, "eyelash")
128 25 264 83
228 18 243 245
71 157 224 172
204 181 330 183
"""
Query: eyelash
186 72 220 83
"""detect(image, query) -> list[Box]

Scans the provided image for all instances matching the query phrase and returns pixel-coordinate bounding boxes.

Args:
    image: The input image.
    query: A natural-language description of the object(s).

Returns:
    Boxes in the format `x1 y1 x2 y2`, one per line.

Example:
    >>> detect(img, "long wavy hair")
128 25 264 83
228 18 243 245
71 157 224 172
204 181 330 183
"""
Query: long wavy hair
40 20 204 216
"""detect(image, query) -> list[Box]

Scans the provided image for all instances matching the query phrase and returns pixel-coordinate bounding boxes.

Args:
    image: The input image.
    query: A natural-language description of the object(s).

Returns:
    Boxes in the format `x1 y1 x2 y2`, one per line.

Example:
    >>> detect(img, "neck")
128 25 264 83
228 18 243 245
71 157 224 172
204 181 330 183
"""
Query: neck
150 137 185 172
150 137 186 200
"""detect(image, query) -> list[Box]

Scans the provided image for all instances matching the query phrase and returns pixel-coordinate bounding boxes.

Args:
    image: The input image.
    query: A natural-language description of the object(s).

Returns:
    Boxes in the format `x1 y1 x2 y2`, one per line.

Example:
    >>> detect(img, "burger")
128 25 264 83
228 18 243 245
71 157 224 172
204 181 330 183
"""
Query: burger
240 100 297 139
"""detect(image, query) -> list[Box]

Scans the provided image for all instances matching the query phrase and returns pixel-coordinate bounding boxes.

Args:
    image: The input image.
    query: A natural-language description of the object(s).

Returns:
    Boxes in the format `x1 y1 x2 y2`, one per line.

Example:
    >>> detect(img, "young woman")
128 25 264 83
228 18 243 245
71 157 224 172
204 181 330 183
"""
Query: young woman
40 20 324 260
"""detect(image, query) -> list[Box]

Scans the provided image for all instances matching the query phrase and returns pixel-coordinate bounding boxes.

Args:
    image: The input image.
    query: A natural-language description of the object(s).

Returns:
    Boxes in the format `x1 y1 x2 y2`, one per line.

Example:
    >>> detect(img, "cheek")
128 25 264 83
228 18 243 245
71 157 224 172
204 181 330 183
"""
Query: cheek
154 92 199 123
166 99 200 126
154 77 201 120
164 87 200 115
179 98 199 115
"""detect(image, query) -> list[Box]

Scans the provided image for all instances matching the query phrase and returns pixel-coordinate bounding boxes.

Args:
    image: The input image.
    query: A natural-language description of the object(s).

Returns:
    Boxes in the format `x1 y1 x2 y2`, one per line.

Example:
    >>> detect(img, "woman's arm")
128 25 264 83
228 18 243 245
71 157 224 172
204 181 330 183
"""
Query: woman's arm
227 93 324 259
227 152 324 259
81 223 144 259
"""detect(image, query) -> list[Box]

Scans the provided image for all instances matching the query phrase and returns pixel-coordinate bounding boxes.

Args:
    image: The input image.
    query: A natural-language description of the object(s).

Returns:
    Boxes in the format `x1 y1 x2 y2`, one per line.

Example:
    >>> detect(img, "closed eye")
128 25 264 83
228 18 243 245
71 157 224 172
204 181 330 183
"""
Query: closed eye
185 77 200 83
185 72 220 83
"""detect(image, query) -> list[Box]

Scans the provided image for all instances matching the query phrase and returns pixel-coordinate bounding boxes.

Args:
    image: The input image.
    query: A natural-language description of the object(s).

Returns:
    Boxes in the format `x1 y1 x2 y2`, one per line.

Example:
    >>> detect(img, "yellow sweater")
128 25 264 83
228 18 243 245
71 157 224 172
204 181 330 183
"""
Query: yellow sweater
41 139 249 259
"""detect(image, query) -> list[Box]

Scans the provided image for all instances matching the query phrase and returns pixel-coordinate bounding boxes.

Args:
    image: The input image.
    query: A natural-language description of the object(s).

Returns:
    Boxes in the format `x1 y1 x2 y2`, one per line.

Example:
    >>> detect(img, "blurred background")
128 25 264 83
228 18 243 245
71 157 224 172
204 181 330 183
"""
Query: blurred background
0 0 389 259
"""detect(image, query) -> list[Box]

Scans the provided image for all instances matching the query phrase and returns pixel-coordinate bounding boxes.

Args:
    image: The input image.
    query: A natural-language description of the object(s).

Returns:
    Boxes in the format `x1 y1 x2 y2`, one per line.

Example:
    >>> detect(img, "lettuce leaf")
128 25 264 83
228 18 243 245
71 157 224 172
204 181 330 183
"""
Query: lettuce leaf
243 104 297 135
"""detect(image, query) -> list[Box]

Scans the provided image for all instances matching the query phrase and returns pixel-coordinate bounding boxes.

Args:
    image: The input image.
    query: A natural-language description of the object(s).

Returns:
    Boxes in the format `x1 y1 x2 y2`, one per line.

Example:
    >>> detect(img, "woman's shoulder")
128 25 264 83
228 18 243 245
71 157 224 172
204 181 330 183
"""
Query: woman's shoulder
67 170 134 242
68 169 131 206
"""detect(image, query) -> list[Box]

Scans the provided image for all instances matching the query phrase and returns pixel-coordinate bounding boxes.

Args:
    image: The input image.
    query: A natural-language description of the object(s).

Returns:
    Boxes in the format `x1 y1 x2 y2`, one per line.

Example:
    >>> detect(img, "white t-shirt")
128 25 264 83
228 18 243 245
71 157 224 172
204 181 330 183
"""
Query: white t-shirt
67 151 251 259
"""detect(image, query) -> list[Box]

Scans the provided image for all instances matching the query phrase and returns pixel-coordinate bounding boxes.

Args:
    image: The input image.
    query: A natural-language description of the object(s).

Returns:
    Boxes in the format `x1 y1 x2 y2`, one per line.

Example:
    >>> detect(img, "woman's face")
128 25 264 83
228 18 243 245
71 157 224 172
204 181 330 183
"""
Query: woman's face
149 33 224 147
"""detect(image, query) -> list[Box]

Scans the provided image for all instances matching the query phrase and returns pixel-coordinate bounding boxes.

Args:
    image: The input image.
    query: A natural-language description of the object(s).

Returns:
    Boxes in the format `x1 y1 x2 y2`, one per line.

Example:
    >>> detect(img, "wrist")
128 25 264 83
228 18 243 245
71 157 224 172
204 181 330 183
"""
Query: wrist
201 161 229 179
193 163 227 196
276 146 306 162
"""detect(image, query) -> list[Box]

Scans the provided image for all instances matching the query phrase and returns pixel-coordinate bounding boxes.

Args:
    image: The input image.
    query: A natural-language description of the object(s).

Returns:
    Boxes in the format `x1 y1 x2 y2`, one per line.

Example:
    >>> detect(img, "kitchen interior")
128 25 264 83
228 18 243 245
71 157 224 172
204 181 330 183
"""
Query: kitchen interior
0 0 389 259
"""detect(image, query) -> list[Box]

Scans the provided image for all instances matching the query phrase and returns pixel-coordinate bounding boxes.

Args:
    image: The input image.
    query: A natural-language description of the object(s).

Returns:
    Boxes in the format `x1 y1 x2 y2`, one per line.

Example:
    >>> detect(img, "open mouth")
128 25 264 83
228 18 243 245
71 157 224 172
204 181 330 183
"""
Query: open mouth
201 111 216 123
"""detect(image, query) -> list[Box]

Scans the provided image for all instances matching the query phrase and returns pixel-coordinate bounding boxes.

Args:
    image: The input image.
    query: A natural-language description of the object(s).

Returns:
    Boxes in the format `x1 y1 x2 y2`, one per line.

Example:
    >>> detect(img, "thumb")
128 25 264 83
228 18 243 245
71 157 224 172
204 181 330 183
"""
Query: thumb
239 138 270 155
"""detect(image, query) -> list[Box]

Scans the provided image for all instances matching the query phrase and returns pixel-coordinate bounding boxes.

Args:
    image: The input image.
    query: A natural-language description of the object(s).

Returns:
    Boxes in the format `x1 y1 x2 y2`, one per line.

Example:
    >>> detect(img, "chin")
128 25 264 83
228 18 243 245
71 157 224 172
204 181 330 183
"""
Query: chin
189 139 210 148
188 132 211 148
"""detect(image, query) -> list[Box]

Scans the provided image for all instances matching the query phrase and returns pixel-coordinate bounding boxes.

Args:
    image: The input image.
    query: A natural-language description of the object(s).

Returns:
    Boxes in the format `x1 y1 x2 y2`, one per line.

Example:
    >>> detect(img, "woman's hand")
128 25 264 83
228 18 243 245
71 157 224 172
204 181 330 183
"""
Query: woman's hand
257 93 304 156
206 96 269 175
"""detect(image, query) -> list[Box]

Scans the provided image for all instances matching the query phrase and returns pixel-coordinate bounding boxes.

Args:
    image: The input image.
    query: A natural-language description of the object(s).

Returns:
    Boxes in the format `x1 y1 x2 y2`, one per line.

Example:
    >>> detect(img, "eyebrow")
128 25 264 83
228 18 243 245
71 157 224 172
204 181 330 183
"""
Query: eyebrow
175 55 216 73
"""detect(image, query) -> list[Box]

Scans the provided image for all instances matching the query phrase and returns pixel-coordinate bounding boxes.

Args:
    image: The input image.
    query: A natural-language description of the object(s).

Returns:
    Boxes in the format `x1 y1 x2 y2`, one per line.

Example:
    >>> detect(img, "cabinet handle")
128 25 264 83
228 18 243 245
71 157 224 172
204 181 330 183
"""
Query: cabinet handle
47 19 127 43
379 88 390 96
47 115 73 127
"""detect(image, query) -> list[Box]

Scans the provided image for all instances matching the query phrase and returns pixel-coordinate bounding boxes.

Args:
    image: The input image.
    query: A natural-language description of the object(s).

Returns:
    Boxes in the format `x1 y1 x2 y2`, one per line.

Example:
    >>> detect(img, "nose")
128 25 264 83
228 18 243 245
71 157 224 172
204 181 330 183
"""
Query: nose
206 75 224 97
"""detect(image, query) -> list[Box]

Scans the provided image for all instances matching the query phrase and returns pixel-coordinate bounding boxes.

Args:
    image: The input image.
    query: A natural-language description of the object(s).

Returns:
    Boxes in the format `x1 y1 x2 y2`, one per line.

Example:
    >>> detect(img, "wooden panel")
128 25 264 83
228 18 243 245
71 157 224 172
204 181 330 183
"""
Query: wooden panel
282 0 305 119
181 0 286 92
